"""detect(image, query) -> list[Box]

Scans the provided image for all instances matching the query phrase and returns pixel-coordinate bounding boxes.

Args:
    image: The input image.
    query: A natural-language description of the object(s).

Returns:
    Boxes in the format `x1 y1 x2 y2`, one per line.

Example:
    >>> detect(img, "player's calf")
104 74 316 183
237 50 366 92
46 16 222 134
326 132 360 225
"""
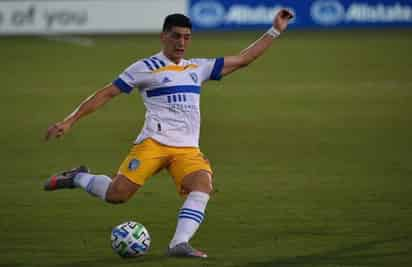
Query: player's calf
105 174 140 204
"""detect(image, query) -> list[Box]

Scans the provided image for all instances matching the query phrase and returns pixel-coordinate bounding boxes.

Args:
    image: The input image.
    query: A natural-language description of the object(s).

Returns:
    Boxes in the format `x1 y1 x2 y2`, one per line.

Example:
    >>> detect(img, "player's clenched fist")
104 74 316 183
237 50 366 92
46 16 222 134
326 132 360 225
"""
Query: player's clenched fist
273 9 294 33
45 121 72 140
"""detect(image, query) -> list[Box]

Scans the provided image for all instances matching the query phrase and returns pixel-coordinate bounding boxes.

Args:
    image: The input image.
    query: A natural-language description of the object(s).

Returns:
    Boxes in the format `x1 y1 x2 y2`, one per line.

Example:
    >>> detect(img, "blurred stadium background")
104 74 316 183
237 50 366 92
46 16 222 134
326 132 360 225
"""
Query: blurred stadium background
1 0 412 267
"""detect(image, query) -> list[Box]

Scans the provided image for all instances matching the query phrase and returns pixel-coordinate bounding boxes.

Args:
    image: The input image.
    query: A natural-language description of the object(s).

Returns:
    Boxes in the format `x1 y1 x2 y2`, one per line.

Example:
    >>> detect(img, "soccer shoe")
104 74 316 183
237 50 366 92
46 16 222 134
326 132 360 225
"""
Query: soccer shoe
44 166 89 191
167 242 208 258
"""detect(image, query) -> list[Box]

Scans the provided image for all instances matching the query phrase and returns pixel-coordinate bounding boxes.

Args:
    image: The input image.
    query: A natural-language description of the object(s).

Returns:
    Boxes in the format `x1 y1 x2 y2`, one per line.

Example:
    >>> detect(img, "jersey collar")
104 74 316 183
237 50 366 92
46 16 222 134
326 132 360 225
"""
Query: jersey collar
157 51 186 66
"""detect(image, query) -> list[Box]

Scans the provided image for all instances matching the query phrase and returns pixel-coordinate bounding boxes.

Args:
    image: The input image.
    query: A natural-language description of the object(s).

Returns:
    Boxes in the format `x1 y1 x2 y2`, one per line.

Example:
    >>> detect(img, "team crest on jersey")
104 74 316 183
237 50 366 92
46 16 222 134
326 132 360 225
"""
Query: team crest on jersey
189 72 198 83
128 158 140 171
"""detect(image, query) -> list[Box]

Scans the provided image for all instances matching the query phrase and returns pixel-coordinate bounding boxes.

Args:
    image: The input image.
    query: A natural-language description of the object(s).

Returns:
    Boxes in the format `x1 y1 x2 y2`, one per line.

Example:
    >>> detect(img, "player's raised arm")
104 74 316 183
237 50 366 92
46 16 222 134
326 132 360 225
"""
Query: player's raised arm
221 9 293 77
45 84 122 141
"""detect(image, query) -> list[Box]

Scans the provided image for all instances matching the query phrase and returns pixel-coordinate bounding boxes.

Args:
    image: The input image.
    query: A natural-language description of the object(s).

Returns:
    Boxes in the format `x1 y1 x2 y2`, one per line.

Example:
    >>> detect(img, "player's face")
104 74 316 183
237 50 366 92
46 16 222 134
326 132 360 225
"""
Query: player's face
161 26 192 64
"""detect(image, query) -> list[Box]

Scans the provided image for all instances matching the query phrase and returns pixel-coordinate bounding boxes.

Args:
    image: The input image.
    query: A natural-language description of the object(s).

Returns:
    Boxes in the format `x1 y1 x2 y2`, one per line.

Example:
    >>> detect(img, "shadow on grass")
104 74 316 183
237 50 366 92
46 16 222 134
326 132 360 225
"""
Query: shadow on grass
54 253 219 267
240 236 410 267
54 254 169 267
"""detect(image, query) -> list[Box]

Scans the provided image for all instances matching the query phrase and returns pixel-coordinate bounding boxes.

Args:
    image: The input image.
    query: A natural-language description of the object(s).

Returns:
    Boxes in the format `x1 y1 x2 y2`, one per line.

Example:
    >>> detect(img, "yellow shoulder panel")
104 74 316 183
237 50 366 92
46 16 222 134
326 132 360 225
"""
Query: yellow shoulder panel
153 64 198 73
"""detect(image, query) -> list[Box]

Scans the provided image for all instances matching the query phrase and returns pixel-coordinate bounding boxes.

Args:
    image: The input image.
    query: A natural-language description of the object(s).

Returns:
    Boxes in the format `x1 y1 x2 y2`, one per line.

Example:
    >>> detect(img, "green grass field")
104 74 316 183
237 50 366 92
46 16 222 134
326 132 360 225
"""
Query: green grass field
1 29 412 267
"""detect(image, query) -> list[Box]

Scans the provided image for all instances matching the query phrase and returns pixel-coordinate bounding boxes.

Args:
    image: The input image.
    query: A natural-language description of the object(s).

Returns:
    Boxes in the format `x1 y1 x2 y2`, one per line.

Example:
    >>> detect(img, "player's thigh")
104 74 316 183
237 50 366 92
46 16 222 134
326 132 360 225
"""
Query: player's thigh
112 157 166 203
167 149 213 196
118 140 168 186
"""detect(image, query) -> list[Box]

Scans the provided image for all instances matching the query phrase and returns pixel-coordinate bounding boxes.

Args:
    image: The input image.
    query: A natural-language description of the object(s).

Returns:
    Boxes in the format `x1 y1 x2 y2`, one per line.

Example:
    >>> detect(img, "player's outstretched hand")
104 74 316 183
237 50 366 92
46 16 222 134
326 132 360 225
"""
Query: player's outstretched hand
273 9 294 33
45 120 72 141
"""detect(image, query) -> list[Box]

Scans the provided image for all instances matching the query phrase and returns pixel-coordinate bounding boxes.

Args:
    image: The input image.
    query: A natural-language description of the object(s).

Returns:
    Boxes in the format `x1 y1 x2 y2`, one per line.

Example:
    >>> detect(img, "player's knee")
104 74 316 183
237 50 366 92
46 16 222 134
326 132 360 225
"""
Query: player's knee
105 192 132 204
182 171 213 194
196 178 213 194
105 186 134 204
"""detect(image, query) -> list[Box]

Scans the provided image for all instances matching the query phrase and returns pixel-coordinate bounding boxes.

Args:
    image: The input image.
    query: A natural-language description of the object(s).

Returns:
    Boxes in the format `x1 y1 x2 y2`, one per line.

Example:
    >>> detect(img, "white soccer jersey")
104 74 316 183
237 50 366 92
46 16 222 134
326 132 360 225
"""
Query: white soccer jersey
113 51 224 148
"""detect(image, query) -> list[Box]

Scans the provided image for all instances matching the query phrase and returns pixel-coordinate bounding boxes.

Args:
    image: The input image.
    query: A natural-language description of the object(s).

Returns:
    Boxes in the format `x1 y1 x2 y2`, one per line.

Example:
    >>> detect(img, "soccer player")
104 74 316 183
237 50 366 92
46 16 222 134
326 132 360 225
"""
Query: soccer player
44 10 293 258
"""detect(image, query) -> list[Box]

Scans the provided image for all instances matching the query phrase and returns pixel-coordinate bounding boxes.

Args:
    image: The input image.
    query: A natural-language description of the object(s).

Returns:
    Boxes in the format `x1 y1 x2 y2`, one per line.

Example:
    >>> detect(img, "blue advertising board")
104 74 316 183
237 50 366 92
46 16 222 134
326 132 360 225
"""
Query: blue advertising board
188 0 412 30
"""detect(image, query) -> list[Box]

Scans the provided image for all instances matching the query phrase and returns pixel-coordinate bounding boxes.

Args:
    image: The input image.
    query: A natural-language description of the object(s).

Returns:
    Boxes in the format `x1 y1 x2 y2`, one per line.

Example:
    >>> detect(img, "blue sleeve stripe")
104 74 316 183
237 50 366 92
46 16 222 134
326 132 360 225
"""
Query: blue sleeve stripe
146 85 200 97
143 60 154 71
149 58 160 69
113 78 133 94
210 57 224 80
152 57 166 67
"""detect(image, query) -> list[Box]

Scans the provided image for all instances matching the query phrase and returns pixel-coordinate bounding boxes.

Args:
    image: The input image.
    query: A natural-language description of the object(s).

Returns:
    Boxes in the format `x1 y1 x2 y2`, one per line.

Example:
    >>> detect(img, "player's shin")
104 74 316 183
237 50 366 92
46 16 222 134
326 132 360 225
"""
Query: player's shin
169 191 210 248
74 173 111 200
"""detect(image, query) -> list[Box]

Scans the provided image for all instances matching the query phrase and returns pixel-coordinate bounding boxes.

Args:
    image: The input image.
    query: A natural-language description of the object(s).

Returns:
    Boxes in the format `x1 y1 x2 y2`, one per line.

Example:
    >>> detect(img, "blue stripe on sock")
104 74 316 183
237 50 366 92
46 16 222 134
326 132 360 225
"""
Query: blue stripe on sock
179 211 203 222
85 176 95 193
180 208 204 217
178 215 202 224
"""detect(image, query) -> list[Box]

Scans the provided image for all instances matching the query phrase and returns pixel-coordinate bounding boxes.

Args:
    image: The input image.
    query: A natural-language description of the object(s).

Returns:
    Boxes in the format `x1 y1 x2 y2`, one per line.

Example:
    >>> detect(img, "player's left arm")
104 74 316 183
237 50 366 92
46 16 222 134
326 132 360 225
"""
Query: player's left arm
221 9 293 77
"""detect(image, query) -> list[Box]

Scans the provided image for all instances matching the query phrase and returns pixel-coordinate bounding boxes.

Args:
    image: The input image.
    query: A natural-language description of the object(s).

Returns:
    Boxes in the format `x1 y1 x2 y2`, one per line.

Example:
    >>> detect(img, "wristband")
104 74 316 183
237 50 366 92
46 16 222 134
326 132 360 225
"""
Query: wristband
266 26 281 38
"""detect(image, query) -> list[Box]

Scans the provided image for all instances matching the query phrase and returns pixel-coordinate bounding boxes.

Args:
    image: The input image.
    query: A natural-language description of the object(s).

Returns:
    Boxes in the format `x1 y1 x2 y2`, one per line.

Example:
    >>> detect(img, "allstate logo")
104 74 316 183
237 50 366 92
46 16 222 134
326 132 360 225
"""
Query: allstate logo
311 0 345 26
190 1 226 27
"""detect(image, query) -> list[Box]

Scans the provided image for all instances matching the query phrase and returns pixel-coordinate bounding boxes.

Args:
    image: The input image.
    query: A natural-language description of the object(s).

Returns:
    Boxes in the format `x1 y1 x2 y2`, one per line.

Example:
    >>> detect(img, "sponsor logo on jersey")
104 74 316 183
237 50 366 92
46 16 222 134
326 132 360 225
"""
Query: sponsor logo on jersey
167 94 187 103
162 76 172 83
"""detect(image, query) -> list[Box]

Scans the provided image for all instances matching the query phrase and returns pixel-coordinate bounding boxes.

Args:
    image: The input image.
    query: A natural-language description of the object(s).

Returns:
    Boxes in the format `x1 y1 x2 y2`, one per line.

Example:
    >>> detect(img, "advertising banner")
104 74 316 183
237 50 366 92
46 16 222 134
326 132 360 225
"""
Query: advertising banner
0 0 186 34
189 0 412 30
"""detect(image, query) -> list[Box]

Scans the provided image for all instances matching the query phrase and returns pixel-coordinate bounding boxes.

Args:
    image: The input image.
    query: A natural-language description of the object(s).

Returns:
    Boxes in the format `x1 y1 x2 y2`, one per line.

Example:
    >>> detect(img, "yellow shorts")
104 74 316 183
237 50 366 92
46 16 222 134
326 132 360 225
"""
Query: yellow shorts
118 138 213 195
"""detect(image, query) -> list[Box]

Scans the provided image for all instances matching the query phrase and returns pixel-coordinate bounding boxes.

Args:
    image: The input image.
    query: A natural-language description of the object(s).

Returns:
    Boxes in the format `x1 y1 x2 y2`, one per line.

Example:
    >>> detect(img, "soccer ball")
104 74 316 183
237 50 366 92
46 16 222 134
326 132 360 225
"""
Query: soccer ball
111 221 151 257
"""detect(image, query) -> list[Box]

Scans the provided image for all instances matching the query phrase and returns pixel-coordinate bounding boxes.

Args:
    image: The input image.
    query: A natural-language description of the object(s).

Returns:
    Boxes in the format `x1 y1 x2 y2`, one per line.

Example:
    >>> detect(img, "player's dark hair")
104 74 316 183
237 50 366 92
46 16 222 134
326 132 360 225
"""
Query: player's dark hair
162 14 192 32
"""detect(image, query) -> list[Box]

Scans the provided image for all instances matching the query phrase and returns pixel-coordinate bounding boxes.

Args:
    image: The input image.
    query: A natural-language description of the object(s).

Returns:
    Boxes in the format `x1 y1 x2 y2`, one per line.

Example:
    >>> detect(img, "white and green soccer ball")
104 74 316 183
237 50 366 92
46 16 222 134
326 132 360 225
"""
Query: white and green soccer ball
111 221 151 257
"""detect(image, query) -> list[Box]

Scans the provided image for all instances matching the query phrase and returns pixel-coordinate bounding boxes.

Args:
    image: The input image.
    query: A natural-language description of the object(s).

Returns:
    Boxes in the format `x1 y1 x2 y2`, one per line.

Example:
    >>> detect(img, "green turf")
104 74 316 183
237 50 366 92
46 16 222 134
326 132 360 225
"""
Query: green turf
1 29 412 267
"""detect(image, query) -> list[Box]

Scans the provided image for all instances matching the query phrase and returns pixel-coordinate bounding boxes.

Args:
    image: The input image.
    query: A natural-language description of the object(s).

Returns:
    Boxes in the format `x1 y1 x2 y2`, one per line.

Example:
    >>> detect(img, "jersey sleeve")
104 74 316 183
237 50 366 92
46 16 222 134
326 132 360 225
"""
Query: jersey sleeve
191 57 224 82
112 60 152 94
